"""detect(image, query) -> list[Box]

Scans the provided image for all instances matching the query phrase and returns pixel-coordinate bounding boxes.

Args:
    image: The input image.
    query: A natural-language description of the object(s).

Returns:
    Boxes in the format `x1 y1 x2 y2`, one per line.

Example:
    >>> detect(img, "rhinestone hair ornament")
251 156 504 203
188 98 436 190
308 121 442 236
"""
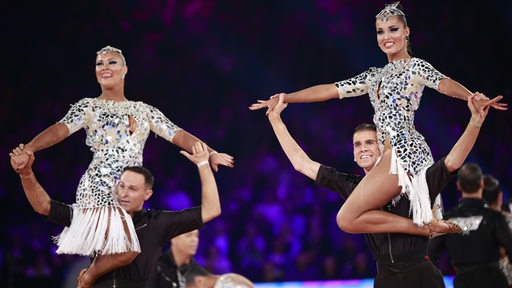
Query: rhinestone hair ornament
375 1 405 22
97 45 126 65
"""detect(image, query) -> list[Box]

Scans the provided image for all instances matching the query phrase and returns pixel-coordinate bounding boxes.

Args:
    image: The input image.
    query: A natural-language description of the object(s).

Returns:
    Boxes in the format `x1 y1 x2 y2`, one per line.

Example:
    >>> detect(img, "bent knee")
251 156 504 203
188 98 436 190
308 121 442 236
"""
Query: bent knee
336 211 356 233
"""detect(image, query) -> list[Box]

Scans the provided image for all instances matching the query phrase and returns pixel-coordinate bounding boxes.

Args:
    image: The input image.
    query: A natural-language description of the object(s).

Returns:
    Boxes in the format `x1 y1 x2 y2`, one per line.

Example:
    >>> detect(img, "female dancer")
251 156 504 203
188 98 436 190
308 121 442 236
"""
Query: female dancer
250 2 507 236
11 46 234 287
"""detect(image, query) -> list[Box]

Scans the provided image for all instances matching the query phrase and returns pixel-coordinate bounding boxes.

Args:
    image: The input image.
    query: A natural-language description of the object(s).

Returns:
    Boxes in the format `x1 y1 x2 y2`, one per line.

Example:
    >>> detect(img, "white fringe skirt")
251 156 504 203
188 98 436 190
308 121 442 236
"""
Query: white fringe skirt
389 147 443 226
53 205 141 256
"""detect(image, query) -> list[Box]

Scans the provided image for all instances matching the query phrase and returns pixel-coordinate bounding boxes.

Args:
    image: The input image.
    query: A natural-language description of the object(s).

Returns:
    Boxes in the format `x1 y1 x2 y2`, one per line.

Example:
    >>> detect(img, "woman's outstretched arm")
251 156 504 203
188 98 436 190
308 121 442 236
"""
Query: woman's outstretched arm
438 78 508 112
172 130 234 172
249 84 339 114
11 123 70 170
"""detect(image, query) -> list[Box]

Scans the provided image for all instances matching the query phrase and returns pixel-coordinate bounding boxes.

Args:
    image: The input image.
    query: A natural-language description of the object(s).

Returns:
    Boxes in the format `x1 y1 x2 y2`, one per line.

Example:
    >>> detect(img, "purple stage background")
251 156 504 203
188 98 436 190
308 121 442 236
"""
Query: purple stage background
1 0 511 287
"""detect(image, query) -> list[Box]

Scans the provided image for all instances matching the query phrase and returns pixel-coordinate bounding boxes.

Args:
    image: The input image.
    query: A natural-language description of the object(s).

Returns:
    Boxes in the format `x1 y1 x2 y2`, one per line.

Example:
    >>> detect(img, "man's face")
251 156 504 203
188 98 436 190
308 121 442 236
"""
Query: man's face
116 170 152 215
353 130 381 174
172 229 199 258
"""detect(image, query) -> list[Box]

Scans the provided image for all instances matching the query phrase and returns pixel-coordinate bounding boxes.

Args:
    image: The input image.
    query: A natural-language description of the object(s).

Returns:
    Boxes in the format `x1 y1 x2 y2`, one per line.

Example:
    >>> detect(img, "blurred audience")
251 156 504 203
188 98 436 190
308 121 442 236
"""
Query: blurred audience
2 1 510 287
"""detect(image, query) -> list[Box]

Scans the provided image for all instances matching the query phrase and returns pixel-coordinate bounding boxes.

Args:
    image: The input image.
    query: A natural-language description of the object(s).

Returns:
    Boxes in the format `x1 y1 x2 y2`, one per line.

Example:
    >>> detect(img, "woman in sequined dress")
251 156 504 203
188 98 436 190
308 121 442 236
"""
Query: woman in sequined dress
10 46 234 287
250 2 507 236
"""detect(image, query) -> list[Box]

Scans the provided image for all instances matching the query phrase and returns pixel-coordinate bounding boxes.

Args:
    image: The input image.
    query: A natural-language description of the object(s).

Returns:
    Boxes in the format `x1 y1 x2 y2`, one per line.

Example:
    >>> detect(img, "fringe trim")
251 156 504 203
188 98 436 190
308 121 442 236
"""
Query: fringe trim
53 205 140 256
389 148 435 226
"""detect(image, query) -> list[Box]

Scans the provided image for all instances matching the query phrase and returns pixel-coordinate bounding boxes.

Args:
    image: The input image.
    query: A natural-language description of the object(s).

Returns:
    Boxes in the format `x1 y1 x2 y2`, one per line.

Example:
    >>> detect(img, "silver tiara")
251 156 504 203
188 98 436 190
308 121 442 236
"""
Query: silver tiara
96 45 126 65
375 1 405 22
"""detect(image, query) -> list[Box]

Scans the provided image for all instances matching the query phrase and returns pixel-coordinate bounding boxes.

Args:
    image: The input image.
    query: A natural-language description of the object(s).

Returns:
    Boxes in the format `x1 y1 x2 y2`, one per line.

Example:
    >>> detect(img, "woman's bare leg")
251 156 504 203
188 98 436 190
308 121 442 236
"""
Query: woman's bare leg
78 252 139 288
336 149 452 236
78 206 139 287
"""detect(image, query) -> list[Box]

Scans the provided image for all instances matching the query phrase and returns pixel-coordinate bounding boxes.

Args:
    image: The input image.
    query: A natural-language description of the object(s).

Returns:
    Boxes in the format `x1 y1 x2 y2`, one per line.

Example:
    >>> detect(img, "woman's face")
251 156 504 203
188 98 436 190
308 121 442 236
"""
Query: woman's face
375 16 410 60
95 51 127 88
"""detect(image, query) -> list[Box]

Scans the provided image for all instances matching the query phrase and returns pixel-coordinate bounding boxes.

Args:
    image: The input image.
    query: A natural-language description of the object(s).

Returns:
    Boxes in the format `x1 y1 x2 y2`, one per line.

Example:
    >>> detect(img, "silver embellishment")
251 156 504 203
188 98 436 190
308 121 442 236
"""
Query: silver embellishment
376 1 405 22
97 45 127 65
448 216 484 235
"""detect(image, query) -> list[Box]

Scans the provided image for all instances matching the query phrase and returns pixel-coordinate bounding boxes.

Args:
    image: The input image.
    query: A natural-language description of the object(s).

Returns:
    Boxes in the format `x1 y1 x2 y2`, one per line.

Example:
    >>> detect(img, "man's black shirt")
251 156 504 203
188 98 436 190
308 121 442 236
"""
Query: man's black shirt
47 200 204 287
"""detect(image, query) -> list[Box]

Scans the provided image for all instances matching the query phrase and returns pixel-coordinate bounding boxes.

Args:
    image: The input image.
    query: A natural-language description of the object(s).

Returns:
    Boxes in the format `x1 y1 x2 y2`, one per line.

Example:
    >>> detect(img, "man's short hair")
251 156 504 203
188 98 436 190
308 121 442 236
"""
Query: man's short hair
122 166 154 189
457 163 483 194
353 123 377 135
483 174 500 205
185 264 212 286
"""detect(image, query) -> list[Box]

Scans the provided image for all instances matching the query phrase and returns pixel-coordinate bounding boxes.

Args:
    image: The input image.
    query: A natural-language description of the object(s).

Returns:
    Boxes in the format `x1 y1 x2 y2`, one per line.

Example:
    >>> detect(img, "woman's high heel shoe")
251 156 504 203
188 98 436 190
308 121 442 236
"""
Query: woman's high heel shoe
427 218 463 238
427 204 463 238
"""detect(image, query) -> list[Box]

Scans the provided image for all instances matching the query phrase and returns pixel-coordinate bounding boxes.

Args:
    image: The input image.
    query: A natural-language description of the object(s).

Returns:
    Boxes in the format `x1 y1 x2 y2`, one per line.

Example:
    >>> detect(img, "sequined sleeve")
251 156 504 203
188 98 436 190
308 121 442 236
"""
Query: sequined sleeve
334 69 372 99
413 58 447 91
58 98 91 135
147 104 182 143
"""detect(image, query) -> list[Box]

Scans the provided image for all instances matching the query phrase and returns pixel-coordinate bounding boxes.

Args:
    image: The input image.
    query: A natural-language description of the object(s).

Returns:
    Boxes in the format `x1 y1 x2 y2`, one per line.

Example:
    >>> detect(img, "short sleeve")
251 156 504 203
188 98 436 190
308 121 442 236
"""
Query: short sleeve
147 104 182 143
413 58 447 91
425 157 456 202
58 98 91 134
315 165 362 200
46 200 72 227
334 69 372 99
153 206 203 246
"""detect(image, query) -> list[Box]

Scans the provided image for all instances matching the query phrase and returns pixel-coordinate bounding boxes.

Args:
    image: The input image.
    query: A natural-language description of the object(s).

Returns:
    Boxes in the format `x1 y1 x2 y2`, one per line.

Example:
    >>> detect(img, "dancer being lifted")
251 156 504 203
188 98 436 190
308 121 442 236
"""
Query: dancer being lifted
11 46 234 287
250 2 507 236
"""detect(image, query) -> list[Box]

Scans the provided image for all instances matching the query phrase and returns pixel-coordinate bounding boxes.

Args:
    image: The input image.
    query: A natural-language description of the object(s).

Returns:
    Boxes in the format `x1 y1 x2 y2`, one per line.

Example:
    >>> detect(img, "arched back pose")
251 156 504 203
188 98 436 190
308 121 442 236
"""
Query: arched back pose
250 2 507 236
10 46 234 287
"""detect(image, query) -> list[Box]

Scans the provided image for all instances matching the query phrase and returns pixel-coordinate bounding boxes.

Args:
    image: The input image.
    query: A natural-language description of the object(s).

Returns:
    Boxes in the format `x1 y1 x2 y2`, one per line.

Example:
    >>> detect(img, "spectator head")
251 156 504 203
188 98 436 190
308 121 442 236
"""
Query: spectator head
483 174 502 207
457 163 483 195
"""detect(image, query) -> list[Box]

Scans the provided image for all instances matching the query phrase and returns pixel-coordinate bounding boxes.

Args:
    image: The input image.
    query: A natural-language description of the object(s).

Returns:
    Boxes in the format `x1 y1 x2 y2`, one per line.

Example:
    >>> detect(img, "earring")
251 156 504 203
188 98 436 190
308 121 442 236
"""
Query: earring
405 35 410 41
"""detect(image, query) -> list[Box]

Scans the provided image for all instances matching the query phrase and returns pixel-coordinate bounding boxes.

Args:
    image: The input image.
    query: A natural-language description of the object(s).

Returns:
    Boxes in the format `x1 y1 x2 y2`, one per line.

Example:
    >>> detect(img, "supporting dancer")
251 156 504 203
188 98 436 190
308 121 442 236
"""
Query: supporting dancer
267 93 497 287
11 141 221 287
250 2 507 235
10 46 233 287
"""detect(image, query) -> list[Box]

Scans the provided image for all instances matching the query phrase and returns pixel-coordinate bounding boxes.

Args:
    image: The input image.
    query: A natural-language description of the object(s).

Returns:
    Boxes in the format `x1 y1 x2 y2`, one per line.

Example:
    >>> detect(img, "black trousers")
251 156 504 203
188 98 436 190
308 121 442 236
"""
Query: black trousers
374 260 445 288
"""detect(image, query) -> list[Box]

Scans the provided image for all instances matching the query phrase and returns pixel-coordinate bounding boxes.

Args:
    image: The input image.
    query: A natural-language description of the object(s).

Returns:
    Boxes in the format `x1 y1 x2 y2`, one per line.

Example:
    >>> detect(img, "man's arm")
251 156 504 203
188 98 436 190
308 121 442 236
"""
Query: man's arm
267 94 321 180
10 148 51 216
180 141 221 223
444 93 501 173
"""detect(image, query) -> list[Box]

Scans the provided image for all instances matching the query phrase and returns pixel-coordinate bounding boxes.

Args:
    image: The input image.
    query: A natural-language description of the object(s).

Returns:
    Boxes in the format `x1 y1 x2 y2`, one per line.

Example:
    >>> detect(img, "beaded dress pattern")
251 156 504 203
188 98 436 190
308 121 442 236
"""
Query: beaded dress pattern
335 57 446 225
55 98 180 255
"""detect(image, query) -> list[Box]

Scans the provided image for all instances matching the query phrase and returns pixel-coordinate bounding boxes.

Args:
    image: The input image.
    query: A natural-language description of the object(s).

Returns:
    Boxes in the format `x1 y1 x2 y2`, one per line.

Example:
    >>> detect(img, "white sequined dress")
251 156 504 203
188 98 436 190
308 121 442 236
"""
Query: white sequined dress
55 98 181 255
335 57 447 225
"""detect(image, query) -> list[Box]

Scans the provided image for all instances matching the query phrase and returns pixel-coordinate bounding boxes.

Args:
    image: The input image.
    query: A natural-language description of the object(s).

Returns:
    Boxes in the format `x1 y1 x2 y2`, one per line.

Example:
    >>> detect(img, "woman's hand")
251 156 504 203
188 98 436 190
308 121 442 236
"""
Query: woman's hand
209 152 235 172
249 93 282 115
471 92 507 118
9 144 32 172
